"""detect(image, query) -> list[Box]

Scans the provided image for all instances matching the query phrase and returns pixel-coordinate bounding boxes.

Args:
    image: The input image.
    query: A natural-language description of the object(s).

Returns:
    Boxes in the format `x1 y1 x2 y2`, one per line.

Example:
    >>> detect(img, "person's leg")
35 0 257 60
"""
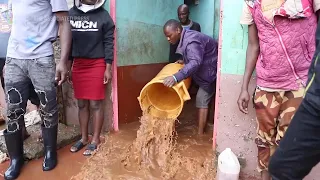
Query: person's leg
0 58 5 90
70 99 89 153
83 100 104 156
275 88 304 145
0 59 6 125
29 55 58 171
26 83 41 141
253 88 283 180
269 102 320 180
3 57 30 180
195 87 214 135
28 83 40 108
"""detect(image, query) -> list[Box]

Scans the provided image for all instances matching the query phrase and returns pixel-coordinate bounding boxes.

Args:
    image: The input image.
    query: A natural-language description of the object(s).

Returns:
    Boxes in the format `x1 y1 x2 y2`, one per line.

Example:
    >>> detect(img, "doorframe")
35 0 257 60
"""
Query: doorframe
213 0 223 149
110 0 119 132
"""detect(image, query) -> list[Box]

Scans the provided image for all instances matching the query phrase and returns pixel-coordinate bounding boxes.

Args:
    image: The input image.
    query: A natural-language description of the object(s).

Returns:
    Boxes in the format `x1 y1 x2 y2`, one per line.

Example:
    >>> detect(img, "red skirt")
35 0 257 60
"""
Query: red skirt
72 58 106 100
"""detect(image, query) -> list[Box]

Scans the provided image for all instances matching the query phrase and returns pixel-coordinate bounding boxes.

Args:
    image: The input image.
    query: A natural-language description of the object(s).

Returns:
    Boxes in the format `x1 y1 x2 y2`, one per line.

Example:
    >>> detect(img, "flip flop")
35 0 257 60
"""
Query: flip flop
83 143 98 156
70 140 87 153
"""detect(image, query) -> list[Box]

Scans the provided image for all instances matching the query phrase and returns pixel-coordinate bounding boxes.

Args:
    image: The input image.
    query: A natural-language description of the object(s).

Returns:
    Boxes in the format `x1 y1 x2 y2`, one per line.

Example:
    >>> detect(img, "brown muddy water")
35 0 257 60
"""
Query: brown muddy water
72 99 216 180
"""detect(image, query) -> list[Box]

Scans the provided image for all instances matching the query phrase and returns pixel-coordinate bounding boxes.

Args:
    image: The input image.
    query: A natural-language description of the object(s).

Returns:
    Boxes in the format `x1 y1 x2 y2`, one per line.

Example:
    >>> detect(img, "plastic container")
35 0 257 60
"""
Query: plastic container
216 148 240 180
137 63 191 119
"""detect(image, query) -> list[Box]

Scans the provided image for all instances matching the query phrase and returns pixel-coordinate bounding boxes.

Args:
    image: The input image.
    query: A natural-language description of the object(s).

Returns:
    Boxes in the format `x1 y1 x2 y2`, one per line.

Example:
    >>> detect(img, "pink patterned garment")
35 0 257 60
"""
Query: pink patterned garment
245 0 313 19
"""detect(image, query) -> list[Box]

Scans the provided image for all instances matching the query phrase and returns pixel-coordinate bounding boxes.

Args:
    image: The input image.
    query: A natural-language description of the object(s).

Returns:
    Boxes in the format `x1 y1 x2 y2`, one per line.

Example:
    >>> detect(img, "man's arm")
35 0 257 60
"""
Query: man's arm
237 24 259 113
173 42 204 82
241 24 259 91
55 12 71 64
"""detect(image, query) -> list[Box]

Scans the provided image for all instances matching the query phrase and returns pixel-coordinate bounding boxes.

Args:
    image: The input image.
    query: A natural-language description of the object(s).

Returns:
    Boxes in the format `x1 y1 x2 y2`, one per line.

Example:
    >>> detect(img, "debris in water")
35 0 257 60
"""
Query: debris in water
72 112 215 180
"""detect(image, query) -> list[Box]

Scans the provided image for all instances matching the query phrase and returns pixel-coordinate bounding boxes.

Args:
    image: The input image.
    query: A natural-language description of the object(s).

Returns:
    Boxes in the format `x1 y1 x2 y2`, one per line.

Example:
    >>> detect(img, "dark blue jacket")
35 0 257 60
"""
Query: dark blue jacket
303 20 320 114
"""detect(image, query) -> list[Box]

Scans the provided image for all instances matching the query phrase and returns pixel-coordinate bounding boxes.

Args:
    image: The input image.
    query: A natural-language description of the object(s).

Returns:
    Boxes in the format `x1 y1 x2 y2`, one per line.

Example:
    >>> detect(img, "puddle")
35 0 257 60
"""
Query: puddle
72 99 215 180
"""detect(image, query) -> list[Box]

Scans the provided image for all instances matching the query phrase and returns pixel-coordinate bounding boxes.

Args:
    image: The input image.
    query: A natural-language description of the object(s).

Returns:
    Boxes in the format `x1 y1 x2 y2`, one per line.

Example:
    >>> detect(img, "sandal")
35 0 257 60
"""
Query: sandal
83 143 98 156
70 140 87 153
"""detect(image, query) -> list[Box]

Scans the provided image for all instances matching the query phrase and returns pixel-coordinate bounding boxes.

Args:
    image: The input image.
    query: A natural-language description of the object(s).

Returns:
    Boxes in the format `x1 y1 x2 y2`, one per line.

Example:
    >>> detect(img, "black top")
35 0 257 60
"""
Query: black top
69 6 115 64
169 21 201 63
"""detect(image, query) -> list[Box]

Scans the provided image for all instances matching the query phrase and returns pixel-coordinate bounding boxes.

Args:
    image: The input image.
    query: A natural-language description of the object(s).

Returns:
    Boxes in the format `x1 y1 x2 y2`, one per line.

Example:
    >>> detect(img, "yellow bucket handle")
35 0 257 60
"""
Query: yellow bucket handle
175 82 191 101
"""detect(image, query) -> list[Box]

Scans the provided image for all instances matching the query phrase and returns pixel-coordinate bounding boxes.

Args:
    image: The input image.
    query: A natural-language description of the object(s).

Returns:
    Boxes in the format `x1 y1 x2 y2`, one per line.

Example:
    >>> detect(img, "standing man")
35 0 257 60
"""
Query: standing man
237 0 319 179
163 19 217 135
268 19 320 180
169 4 201 63
3 0 71 179
0 1 40 141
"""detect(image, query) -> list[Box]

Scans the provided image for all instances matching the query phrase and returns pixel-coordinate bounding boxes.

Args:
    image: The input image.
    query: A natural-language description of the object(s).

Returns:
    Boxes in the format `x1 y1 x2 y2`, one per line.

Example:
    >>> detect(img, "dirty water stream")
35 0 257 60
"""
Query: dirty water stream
72 99 215 180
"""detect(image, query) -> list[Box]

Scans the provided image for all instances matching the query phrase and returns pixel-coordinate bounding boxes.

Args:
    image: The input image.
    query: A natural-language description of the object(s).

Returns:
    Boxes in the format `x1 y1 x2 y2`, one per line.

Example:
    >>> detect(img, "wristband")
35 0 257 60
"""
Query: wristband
172 75 177 82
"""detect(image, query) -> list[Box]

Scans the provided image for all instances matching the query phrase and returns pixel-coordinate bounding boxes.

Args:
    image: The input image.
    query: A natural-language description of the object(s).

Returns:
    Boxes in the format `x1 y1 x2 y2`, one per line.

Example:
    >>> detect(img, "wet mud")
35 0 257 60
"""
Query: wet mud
72 99 215 180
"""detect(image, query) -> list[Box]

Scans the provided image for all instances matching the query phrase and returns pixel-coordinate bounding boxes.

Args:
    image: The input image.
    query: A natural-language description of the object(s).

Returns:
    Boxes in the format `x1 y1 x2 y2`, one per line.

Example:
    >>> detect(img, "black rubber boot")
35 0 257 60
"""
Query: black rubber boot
42 124 58 171
4 129 24 180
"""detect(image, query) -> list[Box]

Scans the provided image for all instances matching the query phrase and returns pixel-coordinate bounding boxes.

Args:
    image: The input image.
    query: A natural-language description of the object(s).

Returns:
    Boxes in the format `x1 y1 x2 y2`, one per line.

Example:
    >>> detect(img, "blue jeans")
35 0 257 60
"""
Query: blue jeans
4 56 58 132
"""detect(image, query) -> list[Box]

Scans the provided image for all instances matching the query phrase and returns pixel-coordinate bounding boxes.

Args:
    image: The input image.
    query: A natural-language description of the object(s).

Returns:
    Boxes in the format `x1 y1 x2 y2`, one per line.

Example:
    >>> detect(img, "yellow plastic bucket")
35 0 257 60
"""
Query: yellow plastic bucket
138 63 191 119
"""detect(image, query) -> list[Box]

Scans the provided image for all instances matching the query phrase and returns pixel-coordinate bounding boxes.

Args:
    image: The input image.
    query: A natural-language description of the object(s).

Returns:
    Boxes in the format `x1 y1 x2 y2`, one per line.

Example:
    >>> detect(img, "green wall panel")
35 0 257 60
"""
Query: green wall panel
221 0 248 75
116 0 183 66
189 0 215 38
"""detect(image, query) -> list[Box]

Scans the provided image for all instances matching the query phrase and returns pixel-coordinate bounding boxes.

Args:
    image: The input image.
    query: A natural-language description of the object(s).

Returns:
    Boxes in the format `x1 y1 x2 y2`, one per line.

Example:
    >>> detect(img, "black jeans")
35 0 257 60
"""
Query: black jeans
269 55 320 179
0 58 40 107
4 57 58 132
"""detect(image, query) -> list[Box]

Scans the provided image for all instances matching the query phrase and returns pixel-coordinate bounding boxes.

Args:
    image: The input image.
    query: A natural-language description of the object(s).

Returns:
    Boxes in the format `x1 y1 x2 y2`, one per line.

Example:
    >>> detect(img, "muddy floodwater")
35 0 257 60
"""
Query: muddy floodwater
72 99 216 180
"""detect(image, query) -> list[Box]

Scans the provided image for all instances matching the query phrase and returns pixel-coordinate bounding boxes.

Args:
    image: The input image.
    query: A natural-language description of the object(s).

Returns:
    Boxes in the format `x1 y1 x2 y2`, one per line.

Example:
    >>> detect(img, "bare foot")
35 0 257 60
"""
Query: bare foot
198 127 206 135
70 139 88 153
261 170 271 180
83 141 99 156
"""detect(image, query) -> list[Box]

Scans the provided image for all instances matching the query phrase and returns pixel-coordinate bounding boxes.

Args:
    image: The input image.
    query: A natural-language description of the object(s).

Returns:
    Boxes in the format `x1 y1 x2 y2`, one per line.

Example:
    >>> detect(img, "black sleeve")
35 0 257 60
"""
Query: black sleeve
103 12 115 64
192 22 201 32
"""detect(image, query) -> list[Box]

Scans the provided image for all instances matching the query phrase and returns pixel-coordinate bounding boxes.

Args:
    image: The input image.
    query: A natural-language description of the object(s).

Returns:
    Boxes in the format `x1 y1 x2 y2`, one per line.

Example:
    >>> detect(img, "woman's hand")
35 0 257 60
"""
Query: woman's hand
67 70 72 85
67 61 73 85
237 90 250 114
104 64 112 84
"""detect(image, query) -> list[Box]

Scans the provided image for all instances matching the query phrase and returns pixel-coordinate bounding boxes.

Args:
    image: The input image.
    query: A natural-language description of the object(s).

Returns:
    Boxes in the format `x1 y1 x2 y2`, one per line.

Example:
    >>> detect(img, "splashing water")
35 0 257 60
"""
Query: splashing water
72 112 215 180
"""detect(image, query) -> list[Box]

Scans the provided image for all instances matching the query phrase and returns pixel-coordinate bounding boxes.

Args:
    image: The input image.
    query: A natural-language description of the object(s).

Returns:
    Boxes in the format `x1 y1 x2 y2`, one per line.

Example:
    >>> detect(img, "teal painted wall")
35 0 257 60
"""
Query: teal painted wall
214 0 220 40
221 0 248 75
116 0 183 66
189 0 215 37
103 0 110 11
